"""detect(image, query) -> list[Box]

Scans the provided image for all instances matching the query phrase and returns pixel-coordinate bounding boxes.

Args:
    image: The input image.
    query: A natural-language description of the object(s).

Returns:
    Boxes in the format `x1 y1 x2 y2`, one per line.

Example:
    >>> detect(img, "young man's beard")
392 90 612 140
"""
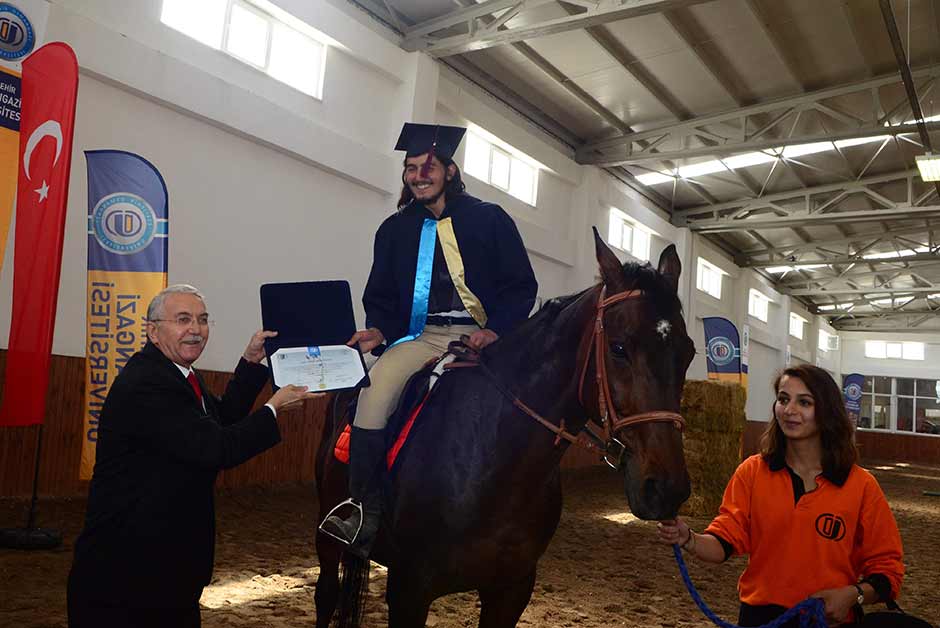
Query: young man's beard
410 179 448 206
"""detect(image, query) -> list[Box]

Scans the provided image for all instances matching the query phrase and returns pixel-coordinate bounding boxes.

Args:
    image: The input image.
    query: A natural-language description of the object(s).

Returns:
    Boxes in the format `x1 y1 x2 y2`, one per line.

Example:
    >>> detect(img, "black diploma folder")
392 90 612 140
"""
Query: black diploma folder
259 280 369 391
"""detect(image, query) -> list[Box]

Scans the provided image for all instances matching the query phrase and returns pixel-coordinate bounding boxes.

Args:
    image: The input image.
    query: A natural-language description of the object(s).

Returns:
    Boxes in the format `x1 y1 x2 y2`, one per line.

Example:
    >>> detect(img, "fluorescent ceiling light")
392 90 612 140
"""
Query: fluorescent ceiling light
916 153 940 182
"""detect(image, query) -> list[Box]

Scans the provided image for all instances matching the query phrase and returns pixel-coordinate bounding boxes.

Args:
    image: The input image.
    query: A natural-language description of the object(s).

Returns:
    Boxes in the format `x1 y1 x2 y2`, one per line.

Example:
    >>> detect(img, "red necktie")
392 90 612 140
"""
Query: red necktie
187 371 203 403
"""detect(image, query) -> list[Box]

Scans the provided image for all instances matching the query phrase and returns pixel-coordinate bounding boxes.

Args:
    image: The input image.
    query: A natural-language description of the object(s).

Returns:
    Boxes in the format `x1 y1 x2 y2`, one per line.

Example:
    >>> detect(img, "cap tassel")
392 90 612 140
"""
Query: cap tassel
420 141 437 178
419 127 441 178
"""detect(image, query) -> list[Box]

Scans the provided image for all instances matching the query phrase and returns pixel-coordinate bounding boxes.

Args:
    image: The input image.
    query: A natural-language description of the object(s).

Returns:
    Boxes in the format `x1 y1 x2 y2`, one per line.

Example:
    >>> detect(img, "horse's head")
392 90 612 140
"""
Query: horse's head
585 229 694 520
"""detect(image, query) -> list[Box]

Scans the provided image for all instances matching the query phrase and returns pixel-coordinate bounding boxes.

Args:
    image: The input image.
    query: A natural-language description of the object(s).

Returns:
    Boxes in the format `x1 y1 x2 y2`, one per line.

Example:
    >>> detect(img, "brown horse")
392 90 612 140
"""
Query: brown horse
314 230 695 627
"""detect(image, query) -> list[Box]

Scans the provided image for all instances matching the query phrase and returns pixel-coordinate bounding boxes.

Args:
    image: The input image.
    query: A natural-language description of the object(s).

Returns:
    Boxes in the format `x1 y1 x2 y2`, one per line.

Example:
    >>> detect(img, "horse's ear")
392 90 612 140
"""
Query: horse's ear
657 244 681 293
593 227 627 291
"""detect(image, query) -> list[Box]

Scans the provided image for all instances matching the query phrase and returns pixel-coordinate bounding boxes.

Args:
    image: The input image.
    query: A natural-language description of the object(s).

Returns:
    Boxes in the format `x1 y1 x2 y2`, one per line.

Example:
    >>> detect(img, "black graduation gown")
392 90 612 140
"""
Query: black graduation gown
363 193 538 344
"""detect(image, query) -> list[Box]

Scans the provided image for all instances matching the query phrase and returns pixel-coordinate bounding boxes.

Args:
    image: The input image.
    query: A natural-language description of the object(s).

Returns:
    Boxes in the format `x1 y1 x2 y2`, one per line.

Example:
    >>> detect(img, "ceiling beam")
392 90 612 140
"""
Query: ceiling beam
401 0 713 57
440 58 582 149
745 251 940 268
830 310 940 320
570 5 692 121
675 169 919 217
879 0 940 199
744 0 806 90
830 325 940 333
576 64 940 159
789 286 940 297
689 206 940 233
662 9 750 105
581 120 940 166
738 225 932 259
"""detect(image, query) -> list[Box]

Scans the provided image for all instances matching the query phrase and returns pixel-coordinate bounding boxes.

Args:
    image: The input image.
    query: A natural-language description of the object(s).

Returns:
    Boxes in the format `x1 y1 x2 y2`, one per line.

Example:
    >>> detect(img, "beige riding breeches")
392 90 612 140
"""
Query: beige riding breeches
353 324 478 430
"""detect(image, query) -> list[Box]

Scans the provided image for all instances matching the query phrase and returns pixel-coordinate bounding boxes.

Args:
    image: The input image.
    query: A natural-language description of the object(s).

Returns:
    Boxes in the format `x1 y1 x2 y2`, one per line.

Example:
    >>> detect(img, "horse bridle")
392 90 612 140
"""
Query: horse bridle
576 287 685 468
449 286 685 469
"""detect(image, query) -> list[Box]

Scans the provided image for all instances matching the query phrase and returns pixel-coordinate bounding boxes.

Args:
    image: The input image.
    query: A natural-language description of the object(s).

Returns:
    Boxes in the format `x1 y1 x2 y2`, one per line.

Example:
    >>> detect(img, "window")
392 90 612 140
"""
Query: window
463 130 539 205
818 329 832 353
864 339 925 361
607 208 653 261
789 313 806 339
696 258 724 299
161 0 327 98
865 340 885 358
903 342 925 360
854 375 940 435
748 289 770 322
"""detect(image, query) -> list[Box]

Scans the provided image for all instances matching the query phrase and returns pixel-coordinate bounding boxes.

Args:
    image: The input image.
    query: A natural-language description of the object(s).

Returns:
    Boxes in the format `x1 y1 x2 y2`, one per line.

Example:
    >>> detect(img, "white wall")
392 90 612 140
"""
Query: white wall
0 0 416 369
0 0 861 395
840 332 940 380
683 236 846 421
1 0 700 372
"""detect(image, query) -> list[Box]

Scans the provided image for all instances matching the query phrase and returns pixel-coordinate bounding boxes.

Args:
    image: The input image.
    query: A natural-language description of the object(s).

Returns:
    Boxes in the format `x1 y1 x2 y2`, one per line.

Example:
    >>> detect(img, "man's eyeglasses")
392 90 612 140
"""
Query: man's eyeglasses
149 315 214 328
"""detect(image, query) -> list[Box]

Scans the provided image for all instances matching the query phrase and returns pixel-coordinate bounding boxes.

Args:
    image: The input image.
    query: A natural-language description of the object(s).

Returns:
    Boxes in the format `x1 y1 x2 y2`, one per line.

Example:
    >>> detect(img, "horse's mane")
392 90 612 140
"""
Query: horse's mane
530 261 683 327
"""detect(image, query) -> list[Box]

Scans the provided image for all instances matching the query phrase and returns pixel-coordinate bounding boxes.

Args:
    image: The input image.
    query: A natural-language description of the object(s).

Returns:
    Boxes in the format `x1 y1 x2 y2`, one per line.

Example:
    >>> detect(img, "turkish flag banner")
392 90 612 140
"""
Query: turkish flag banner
0 43 79 426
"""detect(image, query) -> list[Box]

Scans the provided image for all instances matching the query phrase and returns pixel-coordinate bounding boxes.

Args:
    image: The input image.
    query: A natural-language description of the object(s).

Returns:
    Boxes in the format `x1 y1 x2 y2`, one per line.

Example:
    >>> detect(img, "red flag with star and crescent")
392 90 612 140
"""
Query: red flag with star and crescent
0 43 78 426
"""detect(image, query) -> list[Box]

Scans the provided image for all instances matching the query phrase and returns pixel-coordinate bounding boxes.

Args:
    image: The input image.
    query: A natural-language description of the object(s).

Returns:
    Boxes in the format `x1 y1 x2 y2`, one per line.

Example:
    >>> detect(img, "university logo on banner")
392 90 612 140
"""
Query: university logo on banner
702 316 744 387
0 1 49 272
81 151 169 479
843 373 864 429
0 2 36 61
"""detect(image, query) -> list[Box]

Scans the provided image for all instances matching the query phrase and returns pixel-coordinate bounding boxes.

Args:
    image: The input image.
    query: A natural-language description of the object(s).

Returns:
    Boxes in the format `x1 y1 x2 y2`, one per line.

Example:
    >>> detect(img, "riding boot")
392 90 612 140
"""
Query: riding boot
320 426 386 558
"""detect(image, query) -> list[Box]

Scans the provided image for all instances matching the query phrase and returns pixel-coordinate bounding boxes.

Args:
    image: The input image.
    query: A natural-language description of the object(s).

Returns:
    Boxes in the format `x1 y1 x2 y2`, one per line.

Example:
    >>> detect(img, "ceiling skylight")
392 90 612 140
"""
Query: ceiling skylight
765 264 827 273
634 132 896 186
862 246 929 260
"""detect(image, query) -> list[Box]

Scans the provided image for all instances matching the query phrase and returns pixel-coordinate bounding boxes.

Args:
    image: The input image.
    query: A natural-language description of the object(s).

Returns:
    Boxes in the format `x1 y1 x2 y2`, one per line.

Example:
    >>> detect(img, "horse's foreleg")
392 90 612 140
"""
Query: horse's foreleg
313 535 343 627
477 569 536 628
386 569 433 628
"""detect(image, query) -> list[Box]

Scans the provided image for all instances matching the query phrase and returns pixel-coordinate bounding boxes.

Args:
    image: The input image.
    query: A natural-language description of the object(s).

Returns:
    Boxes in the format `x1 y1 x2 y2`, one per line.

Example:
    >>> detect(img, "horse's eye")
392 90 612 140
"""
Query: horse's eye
609 342 627 357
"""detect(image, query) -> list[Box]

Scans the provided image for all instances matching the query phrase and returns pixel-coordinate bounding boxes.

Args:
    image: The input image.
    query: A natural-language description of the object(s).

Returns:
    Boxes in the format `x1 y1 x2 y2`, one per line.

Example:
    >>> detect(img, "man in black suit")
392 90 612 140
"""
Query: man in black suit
67 284 316 628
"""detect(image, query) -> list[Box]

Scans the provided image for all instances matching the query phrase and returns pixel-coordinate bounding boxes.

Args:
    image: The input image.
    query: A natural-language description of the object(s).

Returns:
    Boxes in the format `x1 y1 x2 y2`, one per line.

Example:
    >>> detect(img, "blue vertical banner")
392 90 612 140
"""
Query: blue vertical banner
843 373 864 428
81 150 169 479
703 317 744 386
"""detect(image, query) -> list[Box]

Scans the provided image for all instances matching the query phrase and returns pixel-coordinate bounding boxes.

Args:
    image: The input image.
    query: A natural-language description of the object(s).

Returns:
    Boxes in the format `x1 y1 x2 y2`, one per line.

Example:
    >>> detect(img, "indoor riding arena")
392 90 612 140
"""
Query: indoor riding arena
2 1 940 627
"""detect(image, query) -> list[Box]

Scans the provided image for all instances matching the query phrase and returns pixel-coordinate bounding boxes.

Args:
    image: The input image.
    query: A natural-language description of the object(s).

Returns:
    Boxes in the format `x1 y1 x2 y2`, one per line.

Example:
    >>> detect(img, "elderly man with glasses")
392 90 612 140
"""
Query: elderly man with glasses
67 284 318 628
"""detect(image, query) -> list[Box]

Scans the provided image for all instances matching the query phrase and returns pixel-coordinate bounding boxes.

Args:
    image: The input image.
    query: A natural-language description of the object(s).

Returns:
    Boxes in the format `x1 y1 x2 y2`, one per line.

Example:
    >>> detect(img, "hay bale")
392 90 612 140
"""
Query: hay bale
680 380 748 516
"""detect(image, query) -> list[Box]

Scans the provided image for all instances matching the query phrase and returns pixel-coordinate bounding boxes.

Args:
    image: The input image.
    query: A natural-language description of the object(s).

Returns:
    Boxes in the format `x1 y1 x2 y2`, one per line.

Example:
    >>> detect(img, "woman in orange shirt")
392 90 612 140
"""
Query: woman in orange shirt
657 364 904 627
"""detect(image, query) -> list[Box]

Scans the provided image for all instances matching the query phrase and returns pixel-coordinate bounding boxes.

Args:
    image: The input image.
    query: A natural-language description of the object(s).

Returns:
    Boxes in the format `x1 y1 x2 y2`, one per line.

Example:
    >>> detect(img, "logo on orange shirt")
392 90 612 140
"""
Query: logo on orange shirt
815 513 846 541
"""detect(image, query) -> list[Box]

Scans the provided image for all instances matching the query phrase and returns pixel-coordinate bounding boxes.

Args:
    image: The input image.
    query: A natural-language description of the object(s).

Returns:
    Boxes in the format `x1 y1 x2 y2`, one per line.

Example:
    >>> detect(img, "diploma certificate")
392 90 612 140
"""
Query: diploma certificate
270 345 366 392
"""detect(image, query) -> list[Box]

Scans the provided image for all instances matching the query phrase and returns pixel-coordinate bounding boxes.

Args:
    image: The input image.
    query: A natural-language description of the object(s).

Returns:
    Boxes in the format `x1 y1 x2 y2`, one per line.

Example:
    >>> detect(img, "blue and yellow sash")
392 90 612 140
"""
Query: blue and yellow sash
392 217 486 346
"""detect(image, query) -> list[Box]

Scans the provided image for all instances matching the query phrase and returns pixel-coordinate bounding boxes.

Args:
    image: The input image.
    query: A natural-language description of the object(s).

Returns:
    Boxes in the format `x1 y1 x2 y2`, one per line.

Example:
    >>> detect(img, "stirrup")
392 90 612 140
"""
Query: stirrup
318 498 363 545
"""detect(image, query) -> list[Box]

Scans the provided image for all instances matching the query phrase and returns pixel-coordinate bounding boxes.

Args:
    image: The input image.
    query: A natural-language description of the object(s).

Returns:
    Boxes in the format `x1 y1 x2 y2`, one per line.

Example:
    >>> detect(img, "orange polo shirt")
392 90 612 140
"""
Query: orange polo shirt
705 454 904 609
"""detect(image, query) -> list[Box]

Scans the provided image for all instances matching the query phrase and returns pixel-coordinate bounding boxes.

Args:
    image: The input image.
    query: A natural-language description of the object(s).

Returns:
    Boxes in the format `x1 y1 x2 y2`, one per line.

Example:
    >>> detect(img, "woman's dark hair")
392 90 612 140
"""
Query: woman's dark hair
397 156 466 209
760 364 858 478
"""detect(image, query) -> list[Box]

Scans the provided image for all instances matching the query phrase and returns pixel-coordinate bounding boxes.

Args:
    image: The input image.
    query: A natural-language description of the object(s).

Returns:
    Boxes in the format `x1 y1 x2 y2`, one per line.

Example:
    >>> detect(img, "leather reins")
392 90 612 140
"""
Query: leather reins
447 286 686 468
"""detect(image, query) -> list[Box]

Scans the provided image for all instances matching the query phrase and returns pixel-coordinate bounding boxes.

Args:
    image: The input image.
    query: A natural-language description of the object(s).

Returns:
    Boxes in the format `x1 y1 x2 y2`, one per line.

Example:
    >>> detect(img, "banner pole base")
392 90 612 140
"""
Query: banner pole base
0 527 62 550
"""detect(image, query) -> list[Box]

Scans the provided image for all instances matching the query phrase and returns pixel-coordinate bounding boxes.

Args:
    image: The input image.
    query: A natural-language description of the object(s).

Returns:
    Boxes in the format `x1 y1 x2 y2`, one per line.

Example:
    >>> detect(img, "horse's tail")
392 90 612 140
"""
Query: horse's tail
335 553 370 628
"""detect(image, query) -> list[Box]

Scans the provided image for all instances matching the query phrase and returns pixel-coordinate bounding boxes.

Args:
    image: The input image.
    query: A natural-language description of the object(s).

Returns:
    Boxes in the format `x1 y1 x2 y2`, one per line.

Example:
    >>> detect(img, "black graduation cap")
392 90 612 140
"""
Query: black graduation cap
395 123 467 160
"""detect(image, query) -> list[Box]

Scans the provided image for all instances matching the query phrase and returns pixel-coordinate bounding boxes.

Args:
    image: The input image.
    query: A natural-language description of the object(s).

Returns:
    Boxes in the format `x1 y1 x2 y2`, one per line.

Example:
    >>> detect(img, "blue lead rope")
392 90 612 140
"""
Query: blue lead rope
672 544 828 628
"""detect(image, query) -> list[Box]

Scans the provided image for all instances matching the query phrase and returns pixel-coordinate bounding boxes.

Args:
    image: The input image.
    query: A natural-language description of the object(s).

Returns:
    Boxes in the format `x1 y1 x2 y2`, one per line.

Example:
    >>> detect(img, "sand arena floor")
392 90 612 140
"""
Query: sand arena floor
2 461 938 627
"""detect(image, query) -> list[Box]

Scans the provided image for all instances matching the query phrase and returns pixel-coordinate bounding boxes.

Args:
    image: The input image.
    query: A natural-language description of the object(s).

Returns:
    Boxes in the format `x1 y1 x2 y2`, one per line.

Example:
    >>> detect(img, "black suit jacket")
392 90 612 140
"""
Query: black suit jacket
68 342 280 608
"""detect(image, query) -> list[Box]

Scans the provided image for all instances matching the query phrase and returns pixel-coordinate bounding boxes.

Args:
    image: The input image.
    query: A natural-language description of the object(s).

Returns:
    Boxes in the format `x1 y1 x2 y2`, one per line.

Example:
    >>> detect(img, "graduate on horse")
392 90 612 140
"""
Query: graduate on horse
314 119 694 623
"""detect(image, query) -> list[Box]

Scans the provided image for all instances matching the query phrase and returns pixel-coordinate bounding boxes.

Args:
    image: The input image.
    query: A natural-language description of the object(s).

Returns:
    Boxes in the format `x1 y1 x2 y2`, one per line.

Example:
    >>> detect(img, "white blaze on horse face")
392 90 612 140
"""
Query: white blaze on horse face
656 319 672 340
